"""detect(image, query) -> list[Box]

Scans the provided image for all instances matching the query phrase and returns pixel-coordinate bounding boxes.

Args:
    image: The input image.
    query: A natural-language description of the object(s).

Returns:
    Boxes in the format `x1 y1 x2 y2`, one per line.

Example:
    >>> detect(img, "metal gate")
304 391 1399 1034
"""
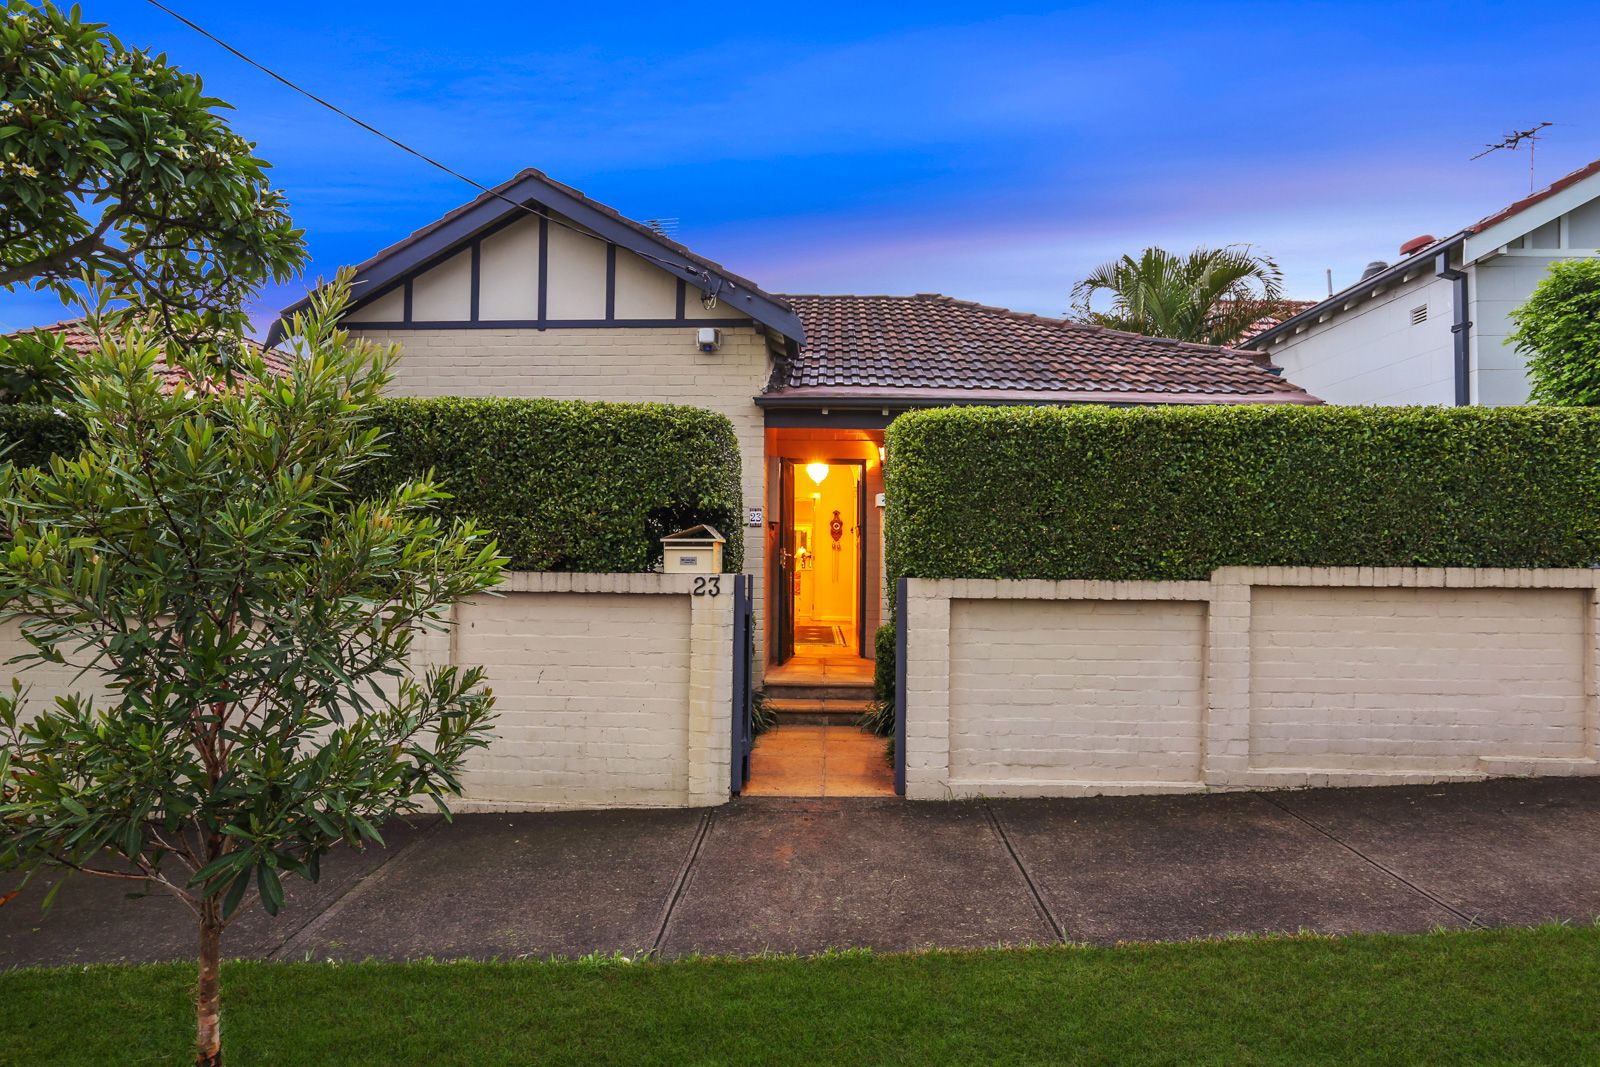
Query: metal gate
730 573 755 794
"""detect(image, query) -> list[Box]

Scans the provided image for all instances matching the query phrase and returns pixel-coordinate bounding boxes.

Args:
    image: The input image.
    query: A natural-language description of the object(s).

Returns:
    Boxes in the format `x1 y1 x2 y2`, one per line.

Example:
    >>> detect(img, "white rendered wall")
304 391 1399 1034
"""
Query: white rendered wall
1261 273 1455 406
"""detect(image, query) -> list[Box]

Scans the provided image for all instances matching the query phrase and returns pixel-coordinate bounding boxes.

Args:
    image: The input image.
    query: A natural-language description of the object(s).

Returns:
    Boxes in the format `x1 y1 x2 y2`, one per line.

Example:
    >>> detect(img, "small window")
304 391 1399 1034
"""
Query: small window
1410 304 1428 326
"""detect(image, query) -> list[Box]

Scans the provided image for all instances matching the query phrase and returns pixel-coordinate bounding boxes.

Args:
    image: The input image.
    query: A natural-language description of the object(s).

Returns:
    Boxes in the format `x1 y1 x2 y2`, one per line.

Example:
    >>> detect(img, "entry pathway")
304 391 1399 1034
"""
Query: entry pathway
5 778 1600 967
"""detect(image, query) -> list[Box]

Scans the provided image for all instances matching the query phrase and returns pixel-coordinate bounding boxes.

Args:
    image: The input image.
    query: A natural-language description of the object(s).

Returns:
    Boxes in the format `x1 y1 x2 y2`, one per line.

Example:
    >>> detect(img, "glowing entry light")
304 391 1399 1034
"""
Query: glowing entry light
805 462 830 484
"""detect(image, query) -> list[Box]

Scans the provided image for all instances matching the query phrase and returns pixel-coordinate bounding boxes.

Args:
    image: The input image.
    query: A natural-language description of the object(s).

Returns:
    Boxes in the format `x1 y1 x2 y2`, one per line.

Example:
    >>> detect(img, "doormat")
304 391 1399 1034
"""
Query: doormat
796 625 839 645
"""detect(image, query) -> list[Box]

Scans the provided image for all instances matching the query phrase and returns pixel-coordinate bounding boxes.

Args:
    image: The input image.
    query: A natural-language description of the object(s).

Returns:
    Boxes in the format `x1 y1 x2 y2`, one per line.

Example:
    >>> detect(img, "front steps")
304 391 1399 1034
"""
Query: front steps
765 689 873 726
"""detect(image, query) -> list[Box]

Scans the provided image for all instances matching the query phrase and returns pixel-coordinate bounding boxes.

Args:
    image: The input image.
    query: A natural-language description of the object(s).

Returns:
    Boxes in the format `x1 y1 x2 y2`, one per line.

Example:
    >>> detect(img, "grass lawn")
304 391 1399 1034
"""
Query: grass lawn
4 925 1599 1065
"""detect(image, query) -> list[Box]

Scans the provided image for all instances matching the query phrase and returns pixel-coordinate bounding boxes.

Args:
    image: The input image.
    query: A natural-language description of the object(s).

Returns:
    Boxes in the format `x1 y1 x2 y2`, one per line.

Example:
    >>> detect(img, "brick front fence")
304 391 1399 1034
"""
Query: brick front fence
901 568 1600 799
0 571 739 813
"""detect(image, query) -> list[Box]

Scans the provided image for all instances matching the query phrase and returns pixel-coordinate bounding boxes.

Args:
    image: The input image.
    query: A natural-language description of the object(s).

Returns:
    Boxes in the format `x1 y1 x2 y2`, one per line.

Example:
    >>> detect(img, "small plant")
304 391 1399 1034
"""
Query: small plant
750 686 776 736
858 623 896 738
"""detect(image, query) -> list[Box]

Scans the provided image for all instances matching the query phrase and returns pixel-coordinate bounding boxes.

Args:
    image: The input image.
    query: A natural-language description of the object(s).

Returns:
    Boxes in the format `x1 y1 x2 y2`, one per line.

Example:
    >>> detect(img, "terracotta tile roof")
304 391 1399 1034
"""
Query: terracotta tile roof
7 319 290 394
770 294 1319 405
1472 156 1600 233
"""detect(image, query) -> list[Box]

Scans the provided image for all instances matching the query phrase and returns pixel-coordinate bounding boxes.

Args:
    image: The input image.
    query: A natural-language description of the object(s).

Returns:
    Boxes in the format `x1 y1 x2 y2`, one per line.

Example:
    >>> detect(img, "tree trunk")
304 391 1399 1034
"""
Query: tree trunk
195 906 223 1067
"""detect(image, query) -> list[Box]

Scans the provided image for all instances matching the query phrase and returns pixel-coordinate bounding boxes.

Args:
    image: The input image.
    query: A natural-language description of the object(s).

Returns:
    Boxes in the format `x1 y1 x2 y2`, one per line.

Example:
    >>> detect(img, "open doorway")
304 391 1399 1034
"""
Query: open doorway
774 457 867 666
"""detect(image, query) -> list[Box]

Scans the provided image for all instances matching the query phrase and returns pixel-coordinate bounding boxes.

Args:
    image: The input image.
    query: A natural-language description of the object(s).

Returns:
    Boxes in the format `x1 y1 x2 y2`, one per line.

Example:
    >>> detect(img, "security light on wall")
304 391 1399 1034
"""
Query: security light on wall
806 462 830 484
696 327 722 353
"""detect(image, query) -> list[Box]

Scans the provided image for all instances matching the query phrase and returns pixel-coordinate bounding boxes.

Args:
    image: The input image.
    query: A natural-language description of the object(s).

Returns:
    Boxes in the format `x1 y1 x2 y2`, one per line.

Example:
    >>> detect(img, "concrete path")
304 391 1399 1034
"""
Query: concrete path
5 777 1600 967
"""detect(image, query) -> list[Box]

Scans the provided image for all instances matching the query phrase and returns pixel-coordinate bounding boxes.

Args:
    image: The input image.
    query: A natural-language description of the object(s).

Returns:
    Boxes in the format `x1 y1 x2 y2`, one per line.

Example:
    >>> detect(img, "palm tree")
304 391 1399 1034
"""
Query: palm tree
1069 246 1286 346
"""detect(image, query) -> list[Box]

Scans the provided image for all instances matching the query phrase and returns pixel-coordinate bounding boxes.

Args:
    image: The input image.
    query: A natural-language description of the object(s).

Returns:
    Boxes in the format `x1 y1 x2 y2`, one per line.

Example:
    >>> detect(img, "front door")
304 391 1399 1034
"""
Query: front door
774 460 797 664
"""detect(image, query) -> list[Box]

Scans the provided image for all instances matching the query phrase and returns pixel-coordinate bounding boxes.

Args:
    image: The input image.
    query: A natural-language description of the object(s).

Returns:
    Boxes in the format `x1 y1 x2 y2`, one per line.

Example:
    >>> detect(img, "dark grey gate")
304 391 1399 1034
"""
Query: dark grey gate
730 573 756 794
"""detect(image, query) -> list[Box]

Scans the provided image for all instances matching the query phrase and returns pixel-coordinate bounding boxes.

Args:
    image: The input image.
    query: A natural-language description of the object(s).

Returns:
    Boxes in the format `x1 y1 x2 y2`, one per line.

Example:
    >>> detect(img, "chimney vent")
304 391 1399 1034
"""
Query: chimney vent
1360 260 1389 281
1399 234 1436 257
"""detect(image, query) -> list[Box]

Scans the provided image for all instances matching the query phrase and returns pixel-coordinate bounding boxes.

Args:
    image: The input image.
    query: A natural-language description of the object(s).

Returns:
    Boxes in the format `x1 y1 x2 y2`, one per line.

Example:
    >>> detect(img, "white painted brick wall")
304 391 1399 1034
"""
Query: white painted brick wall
0 572 736 812
1248 586 1589 773
905 569 1600 798
948 599 1205 792
455 591 692 807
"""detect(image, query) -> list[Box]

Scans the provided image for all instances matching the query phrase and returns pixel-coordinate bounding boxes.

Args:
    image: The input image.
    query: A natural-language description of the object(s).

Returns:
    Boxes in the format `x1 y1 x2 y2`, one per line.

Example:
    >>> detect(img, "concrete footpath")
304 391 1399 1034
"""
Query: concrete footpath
5 776 1600 968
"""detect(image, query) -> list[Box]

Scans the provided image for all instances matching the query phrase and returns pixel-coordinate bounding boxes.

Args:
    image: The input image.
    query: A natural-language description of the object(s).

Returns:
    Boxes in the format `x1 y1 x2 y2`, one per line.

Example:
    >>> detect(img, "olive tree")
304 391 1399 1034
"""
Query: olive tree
1510 257 1600 406
0 0 305 336
0 275 504 1067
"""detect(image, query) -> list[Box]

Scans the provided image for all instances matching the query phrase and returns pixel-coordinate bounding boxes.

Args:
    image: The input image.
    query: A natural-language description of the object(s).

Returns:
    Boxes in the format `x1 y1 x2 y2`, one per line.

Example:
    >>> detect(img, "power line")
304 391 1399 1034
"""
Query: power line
141 0 717 291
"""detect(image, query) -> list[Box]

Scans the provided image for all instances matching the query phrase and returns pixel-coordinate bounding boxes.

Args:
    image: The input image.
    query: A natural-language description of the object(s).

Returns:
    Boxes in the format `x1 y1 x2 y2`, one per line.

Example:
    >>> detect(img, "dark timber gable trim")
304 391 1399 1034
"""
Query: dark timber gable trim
266 169 803 346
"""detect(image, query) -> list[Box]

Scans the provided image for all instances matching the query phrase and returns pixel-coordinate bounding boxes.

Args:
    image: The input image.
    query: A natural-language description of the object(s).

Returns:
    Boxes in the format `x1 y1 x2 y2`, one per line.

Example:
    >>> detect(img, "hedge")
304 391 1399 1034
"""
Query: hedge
0 397 743 574
884 405 1600 581
0 404 87 467
353 398 743 573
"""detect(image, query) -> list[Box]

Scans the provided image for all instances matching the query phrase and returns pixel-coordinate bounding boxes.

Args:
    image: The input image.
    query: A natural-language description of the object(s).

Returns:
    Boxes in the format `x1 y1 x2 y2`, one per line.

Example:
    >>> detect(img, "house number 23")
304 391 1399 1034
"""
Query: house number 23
692 576 722 597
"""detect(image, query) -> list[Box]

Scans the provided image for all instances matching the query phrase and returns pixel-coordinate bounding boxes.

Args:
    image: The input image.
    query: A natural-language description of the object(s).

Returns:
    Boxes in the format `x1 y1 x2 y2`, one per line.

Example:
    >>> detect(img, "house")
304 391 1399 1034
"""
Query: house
5 318 289 393
1242 157 1600 405
267 168 1318 681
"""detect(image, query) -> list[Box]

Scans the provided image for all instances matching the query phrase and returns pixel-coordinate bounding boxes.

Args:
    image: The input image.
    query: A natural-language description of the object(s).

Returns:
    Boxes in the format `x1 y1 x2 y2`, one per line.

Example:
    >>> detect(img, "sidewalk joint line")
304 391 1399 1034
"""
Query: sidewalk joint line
650 808 713 957
984 801 1066 943
1259 794 1480 928
265 814 446 961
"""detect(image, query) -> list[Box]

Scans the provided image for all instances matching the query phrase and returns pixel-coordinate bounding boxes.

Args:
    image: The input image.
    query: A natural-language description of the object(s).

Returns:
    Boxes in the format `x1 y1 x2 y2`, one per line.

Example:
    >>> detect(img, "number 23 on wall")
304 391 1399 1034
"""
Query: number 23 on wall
692 576 722 597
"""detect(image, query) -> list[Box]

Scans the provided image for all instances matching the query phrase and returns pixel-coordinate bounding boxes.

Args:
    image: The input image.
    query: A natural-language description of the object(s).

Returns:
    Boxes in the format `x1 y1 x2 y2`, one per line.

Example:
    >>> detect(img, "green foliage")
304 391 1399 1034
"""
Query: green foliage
0 1 306 335
885 405 1600 581
1068 245 1285 345
0 401 81 464
352 397 744 574
0 396 743 575
0 327 74 403
858 623 895 738
0 274 504 1064
6 927 1600 1065
749 687 776 737
1510 257 1600 406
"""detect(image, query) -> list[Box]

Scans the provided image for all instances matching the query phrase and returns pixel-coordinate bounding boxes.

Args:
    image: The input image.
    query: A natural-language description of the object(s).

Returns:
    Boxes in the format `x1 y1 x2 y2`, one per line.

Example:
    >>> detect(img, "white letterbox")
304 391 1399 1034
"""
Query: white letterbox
660 524 726 574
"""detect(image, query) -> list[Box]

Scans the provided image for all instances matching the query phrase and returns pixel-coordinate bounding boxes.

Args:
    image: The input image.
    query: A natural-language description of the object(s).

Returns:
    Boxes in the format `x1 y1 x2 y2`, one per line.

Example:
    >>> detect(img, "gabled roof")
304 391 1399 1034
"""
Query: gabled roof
1245 154 1600 350
6 318 289 394
763 294 1319 407
266 169 804 346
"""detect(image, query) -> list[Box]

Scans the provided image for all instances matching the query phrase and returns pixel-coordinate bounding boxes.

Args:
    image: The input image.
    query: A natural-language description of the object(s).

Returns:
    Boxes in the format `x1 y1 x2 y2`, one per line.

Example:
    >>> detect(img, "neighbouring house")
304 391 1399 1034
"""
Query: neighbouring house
1243 156 1600 406
1234 299 1319 344
266 168 1318 682
4 318 290 392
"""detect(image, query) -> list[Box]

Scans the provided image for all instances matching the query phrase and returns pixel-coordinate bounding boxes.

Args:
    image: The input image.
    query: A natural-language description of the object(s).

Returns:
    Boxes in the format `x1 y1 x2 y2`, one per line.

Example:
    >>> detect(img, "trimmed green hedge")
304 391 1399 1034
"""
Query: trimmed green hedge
355 398 743 573
0 404 86 467
885 405 1600 581
0 397 744 574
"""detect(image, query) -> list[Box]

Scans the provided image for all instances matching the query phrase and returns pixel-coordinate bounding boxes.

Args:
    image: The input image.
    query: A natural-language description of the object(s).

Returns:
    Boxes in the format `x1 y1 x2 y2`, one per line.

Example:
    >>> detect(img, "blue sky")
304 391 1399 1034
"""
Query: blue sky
5 0 1599 334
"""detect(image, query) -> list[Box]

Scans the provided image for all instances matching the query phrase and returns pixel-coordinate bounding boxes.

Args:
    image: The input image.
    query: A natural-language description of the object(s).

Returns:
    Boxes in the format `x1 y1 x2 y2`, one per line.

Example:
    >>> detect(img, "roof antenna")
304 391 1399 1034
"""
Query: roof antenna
644 217 679 238
1471 122 1555 193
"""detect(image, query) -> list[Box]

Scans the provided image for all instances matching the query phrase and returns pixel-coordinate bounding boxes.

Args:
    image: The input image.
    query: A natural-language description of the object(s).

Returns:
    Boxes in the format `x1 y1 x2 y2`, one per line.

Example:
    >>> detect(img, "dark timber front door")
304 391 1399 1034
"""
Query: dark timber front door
775 460 797 664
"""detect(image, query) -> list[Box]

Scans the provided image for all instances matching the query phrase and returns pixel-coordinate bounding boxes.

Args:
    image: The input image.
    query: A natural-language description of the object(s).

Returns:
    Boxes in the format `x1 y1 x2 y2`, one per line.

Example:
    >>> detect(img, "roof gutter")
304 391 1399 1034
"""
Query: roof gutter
1242 231 1469 351
1434 249 1473 406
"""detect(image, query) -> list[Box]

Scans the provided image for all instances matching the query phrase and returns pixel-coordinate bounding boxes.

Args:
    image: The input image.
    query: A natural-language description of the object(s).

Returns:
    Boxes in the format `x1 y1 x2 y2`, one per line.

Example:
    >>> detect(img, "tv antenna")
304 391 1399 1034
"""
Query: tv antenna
1471 122 1554 192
